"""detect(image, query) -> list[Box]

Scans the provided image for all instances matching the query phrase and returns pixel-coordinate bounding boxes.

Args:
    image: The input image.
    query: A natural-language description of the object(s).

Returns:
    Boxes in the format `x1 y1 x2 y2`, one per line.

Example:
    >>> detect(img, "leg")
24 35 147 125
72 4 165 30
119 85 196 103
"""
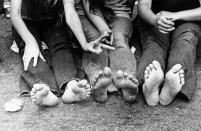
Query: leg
160 23 201 105
137 22 170 106
12 20 59 106
80 15 112 102
109 17 138 102
42 22 91 103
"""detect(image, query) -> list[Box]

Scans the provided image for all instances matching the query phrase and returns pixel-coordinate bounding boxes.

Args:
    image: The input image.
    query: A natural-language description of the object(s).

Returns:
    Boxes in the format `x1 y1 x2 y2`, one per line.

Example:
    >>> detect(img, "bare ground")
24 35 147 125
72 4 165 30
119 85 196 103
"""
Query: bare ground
1 16 201 131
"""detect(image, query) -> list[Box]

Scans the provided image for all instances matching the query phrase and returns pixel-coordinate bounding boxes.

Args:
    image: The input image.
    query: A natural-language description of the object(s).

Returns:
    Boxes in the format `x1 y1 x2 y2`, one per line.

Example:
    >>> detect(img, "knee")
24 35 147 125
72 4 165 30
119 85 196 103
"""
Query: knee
113 33 129 49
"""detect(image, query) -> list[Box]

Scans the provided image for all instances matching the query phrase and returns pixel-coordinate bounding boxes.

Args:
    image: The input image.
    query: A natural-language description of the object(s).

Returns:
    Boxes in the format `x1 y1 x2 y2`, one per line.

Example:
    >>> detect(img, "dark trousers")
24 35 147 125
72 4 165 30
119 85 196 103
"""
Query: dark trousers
137 22 201 100
80 15 137 82
13 19 84 96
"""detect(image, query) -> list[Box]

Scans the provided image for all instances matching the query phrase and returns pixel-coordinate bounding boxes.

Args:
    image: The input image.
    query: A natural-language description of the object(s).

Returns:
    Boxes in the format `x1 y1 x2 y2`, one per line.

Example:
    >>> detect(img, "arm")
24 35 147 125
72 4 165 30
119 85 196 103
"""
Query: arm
63 0 114 53
138 0 156 26
82 0 113 44
11 0 37 47
170 7 201 21
82 0 110 35
138 0 174 34
63 0 89 51
10 0 45 71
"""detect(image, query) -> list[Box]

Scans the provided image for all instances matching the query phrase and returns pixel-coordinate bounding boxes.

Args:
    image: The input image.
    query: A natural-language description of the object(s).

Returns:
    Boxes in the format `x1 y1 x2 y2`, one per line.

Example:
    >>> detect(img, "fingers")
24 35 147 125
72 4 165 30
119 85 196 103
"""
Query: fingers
157 19 173 29
161 17 174 27
109 33 113 45
96 34 109 43
39 53 46 62
23 58 29 71
23 56 31 71
33 56 38 67
158 26 175 34
100 44 115 50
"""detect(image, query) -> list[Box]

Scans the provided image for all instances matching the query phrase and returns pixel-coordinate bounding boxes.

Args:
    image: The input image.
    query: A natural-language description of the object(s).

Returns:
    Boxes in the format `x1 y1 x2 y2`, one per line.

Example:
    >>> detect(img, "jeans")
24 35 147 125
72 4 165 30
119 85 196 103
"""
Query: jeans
80 15 109 81
137 21 201 100
80 15 137 81
13 19 84 96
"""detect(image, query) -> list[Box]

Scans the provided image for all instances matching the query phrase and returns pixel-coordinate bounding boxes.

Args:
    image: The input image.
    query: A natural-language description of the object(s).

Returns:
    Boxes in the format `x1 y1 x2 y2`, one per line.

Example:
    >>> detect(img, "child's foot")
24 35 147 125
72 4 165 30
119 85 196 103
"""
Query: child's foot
62 79 91 104
143 61 164 106
160 64 185 105
92 67 112 103
115 70 139 103
30 83 59 106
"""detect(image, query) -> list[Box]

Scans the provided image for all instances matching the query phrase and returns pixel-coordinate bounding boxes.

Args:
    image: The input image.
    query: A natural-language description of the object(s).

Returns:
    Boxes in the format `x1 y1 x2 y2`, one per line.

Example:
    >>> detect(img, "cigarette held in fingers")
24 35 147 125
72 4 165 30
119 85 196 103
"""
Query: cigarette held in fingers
101 44 115 50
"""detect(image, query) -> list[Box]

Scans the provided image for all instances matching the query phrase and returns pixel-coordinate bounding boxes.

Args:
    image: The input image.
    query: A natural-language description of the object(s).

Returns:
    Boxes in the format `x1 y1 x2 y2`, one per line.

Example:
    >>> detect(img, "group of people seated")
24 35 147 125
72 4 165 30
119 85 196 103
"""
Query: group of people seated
10 0 201 107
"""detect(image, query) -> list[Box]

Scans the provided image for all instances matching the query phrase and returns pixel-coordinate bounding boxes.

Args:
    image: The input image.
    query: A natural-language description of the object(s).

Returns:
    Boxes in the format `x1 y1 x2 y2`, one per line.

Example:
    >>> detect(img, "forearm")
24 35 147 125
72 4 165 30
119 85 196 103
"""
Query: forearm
138 0 156 26
83 0 109 33
10 0 37 46
63 2 88 50
174 7 201 21
11 15 36 45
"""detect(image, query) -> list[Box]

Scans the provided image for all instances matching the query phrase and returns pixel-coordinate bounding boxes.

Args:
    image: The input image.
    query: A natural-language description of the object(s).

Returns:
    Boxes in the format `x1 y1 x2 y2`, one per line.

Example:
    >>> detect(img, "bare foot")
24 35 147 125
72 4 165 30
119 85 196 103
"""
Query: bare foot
30 83 59 106
115 70 139 103
92 67 112 103
62 79 91 104
160 64 185 105
143 61 164 106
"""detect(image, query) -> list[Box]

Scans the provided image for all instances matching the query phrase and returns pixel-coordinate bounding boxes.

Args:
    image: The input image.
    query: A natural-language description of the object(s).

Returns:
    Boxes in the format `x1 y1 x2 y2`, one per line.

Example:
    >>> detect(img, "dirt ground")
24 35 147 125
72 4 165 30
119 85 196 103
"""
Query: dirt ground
1 15 201 131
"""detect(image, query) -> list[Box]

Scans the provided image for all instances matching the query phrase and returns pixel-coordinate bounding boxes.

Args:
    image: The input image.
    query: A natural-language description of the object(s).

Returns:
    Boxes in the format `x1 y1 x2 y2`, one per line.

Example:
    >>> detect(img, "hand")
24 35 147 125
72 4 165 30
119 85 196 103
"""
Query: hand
85 34 115 54
155 11 175 34
100 29 113 45
23 42 46 71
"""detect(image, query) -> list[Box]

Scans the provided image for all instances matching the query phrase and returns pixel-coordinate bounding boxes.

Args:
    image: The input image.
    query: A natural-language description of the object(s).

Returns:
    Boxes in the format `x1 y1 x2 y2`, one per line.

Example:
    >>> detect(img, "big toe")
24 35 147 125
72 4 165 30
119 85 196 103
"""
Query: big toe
152 60 161 69
117 70 124 79
103 67 112 77
78 79 88 87
170 64 182 73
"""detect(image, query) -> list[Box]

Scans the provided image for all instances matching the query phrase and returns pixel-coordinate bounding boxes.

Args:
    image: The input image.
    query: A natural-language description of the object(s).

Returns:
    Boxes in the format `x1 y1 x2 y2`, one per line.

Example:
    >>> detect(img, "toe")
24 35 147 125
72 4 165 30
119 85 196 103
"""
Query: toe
30 91 35 96
171 64 182 73
98 71 103 76
117 70 124 79
85 84 91 89
33 84 44 91
179 69 184 74
144 70 149 79
78 79 88 87
32 98 37 102
149 64 154 71
132 78 139 85
123 72 129 77
179 73 184 78
146 66 151 73
180 77 185 85
152 60 161 70
104 67 112 78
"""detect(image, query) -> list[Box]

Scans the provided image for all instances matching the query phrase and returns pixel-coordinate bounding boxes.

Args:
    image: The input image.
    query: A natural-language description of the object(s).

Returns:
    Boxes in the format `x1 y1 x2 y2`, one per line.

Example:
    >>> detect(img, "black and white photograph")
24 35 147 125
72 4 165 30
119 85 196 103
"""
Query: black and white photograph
1 0 201 130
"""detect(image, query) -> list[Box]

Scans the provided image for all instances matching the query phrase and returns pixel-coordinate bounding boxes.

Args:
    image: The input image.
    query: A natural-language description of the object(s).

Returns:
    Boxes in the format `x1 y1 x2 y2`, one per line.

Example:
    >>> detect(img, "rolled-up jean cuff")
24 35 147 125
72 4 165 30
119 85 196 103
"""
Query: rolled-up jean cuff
20 81 60 97
59 78 81 94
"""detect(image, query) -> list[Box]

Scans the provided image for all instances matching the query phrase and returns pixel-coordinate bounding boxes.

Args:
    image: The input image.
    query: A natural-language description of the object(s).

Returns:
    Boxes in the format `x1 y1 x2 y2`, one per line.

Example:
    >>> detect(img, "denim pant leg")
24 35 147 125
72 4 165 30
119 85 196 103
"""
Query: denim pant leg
12 22 59 96
42 26 80 93
167 23 201 100
109 17 136 76
80 15 109 81
137 22 170 85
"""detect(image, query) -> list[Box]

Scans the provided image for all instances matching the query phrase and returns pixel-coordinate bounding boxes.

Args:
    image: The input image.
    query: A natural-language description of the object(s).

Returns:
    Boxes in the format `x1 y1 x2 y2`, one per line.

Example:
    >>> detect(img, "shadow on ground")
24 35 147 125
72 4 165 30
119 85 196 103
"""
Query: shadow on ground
1 16 201 131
